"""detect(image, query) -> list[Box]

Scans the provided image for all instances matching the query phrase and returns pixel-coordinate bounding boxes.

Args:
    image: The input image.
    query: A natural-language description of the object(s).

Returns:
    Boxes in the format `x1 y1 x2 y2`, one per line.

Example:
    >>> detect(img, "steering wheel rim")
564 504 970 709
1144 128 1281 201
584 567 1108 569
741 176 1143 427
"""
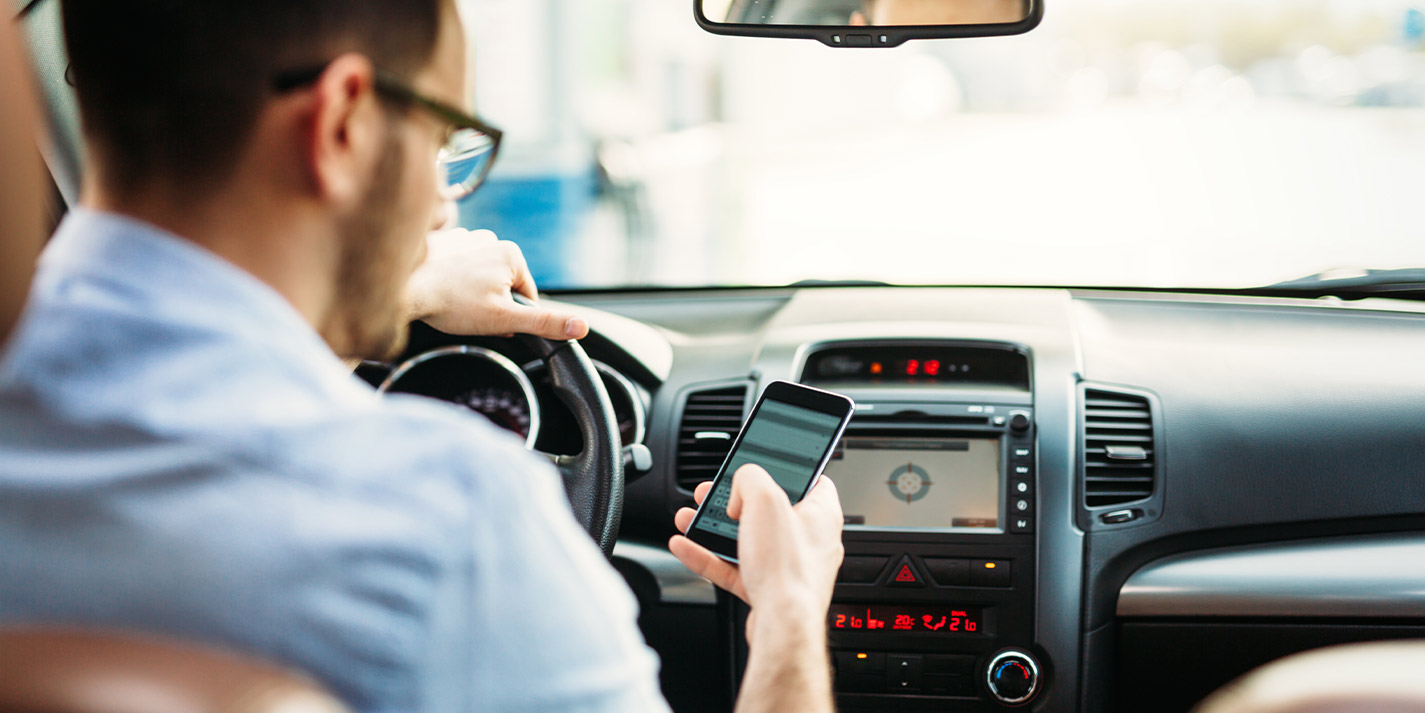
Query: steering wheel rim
515 327 624 558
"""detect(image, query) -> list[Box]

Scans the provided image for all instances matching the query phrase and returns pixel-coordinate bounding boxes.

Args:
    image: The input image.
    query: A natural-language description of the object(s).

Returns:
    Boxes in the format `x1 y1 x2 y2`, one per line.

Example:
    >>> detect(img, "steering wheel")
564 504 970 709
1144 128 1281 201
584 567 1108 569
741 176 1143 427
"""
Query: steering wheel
513 305 624 558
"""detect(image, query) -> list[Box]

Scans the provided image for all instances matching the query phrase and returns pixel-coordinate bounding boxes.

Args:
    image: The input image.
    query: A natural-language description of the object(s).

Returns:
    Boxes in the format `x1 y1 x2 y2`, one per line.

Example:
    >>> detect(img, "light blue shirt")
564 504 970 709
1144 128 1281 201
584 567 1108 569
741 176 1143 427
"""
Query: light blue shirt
0 209 670 713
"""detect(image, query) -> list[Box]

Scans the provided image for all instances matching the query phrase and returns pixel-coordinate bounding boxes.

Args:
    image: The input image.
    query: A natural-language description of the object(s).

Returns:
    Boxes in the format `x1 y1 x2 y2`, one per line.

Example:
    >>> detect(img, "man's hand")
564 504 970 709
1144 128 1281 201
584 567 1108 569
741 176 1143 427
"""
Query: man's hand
405 228 590 340
669 465 844 637
670 466 843 713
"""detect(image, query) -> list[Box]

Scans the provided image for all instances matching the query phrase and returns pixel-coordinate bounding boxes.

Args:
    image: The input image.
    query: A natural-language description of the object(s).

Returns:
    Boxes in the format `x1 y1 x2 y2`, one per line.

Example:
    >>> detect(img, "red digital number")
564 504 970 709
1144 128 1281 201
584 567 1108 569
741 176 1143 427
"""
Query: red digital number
948 617 960 631
906 359 919 376
925 360 941 376
834 614 846 629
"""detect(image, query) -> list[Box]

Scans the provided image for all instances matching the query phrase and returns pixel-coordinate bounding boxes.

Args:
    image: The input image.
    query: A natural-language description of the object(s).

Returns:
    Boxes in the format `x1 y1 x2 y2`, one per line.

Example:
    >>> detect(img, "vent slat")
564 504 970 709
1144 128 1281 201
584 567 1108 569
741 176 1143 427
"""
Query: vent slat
675 385 749 490
1084 408 1151 419
1082 388 1156 509
1086 433 1153 443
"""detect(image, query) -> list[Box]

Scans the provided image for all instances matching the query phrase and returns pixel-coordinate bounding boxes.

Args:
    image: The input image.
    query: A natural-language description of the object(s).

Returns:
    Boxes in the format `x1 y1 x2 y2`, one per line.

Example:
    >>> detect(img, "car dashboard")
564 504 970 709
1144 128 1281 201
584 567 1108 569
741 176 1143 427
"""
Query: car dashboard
372 286 1425 713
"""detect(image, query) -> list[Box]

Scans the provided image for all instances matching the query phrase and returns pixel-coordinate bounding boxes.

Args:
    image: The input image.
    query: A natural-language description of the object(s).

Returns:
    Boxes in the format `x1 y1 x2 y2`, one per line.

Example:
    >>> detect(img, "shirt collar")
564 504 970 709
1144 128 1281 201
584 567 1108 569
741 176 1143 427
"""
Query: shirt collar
36 207 368 402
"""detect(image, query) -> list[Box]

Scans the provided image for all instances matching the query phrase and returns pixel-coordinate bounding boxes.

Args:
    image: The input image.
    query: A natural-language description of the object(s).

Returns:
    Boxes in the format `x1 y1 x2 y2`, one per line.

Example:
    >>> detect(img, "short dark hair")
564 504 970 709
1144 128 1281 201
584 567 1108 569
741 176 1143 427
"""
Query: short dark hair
62 0 442 196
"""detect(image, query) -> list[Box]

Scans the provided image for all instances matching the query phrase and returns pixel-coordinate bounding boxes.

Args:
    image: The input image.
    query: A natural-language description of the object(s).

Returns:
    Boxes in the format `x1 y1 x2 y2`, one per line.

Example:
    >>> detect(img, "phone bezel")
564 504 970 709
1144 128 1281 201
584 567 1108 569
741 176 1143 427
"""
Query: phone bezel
685 380 855 562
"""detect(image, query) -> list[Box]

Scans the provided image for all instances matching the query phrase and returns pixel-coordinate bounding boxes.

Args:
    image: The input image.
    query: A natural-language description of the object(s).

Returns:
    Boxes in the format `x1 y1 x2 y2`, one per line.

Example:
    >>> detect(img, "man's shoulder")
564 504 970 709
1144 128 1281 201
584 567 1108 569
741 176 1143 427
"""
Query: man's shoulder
263 392 555 506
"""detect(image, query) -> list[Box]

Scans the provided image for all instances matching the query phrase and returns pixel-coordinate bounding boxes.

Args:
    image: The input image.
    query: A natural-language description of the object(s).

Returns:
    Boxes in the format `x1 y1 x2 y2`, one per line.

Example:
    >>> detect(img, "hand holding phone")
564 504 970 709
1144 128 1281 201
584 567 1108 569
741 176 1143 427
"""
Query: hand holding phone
670 460 847 620
683 381 855 563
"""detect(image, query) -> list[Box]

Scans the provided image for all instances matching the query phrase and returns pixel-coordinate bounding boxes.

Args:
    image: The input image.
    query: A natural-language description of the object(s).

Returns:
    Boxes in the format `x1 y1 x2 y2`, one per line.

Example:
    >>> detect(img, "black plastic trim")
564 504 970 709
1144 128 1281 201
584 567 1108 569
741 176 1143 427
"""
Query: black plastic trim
693 0 1045 47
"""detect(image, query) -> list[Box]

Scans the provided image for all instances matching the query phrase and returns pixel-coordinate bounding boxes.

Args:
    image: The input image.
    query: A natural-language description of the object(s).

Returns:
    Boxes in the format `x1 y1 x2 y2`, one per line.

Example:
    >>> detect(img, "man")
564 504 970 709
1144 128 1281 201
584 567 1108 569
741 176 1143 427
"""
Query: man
0 2 844 712
0 16 45 346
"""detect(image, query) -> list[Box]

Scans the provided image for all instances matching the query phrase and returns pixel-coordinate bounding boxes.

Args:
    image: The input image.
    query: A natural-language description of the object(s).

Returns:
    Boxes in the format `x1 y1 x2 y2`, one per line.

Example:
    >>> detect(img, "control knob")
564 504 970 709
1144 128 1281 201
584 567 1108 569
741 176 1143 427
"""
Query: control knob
1008 412 1032 434
985 649 1040 706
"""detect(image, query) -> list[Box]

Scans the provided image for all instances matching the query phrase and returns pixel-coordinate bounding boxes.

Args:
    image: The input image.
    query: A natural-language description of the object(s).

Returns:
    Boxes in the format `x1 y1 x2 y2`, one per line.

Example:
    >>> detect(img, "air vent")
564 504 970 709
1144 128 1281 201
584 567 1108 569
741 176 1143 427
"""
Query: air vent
1083 388 1156 508
675 384 749 491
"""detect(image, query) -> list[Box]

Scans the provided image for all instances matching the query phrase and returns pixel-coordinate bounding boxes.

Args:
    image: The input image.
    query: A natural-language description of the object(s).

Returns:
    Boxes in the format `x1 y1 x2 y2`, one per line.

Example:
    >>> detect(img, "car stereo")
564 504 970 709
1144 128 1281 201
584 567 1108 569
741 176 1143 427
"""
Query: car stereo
792 339 1041 709
824 398 1040 710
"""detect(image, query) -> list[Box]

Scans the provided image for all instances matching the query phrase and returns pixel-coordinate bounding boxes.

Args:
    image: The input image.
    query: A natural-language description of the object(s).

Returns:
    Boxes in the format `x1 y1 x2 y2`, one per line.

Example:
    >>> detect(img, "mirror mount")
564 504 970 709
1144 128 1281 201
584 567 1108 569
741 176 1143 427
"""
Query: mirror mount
695 0 1043 47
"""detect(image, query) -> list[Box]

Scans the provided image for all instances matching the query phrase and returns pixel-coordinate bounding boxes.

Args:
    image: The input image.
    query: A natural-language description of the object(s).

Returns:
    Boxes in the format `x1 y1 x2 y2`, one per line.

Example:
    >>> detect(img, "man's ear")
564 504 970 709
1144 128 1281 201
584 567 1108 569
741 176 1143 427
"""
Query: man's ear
305 53 383 206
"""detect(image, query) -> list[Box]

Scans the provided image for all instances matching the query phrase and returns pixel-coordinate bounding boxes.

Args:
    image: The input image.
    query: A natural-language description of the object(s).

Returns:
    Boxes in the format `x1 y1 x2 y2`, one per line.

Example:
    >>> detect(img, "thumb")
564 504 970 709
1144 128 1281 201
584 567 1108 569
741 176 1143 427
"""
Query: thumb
503 303 589 341
725 463 780 523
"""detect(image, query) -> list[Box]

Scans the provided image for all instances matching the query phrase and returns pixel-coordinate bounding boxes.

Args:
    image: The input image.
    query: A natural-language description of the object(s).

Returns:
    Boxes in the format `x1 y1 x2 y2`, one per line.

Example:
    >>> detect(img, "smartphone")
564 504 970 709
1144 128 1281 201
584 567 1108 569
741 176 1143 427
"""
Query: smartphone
685 380 855 563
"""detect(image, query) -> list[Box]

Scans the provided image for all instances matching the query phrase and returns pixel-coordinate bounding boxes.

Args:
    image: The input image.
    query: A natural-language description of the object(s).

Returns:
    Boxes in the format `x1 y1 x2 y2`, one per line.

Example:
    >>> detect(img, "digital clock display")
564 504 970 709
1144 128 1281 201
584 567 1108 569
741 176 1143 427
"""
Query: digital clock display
829 604 989 636
802 345 1030 389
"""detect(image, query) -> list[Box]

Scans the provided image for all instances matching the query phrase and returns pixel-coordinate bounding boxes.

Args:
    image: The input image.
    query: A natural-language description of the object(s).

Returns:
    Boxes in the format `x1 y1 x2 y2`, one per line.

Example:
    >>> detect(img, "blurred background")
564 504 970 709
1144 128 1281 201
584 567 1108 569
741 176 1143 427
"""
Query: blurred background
458 0 1425 290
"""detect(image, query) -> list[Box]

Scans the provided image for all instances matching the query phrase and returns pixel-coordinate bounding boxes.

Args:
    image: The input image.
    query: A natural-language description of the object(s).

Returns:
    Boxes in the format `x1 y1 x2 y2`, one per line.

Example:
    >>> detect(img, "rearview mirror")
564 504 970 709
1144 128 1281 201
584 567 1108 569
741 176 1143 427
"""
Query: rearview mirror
697 0 1042 46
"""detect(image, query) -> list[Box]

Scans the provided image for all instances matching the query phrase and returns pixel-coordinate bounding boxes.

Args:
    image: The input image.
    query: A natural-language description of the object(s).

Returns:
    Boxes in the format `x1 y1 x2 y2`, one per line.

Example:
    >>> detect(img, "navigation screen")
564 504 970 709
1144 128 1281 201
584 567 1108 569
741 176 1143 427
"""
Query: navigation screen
693 399 845 540
826 437 1001 530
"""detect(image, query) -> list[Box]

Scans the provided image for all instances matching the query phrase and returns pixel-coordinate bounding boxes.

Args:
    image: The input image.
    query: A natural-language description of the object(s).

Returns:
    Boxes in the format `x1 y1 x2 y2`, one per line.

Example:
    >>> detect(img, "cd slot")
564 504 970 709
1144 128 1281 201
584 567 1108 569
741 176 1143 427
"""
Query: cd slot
849 415 991 430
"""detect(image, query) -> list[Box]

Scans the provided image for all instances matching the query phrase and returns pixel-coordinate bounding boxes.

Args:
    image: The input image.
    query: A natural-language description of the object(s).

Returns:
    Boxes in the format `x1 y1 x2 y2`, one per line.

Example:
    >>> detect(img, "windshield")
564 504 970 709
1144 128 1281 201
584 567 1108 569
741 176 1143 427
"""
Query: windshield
459 0 1425 291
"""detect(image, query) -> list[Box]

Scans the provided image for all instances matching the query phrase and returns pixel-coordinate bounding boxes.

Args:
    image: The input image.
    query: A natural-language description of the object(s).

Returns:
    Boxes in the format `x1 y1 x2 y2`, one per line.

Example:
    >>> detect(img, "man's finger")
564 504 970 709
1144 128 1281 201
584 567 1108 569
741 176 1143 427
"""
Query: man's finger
668 534 746 603
503 304 589 341
725 463 785 523
796 474 845 529
503 241 539 302
798 474 840 510
674 506 697 532
692 480 713 505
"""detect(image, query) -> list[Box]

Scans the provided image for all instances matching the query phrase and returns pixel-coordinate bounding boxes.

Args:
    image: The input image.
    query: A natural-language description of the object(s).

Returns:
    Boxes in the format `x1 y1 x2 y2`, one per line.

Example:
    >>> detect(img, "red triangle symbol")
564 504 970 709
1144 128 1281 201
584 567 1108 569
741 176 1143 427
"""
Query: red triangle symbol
894 564 916 583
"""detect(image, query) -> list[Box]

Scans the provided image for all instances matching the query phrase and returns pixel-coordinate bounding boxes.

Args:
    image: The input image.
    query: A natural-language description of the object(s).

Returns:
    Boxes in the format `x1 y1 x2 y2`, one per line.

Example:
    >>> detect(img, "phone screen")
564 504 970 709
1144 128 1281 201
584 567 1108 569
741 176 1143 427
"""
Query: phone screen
691 393 850 542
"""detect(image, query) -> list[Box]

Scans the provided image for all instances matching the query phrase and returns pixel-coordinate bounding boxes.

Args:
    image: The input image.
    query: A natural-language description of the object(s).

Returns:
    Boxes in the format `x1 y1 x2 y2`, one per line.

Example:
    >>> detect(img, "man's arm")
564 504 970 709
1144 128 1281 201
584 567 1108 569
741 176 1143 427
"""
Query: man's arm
404 228 589 340
670 465 844 713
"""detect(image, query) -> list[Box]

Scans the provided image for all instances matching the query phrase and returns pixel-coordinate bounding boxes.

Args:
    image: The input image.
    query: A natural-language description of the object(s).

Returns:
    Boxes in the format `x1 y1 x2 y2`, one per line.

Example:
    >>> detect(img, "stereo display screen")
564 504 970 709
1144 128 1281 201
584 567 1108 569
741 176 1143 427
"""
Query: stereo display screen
830 604 990 637
825 437 1001 530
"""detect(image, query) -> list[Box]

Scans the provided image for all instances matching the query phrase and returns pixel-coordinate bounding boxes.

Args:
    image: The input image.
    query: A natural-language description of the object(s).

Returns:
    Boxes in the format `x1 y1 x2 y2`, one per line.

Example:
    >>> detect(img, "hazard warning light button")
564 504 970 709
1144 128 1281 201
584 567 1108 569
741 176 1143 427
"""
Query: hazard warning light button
886 556 925 588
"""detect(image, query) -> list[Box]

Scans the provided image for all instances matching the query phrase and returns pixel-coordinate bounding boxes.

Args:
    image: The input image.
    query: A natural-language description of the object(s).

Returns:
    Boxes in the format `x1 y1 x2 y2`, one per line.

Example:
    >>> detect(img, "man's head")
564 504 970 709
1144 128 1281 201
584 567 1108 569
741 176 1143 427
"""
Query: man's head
63 0 469 360
851 0 1028 26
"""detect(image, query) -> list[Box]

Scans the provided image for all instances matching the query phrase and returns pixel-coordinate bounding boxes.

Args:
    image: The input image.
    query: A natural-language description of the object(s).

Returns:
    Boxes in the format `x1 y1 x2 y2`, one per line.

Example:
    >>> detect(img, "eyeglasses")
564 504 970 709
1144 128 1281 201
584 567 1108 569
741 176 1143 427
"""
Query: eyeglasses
273 65 502 201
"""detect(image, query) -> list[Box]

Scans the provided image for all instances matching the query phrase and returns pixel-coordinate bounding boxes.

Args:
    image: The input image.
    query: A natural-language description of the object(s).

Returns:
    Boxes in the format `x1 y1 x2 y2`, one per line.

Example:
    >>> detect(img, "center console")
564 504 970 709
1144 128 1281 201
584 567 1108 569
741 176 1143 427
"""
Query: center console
804 341 1043 710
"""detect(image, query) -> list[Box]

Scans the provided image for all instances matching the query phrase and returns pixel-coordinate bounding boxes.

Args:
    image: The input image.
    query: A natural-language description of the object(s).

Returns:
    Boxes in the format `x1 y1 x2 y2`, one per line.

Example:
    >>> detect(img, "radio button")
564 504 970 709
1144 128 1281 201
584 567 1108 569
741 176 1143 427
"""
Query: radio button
923 557 971 586
837 556 889 584
886 655 924 692
1011 515 1034 533
835 651 886 673
971 559 1012 588
1013 447 1032 459
1012 480 1033 496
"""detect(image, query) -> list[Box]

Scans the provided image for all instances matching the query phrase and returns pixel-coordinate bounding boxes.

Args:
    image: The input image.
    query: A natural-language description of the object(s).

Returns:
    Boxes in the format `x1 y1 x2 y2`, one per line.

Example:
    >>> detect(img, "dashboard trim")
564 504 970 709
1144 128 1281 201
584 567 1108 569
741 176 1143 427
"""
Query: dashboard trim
1118 533 1425 618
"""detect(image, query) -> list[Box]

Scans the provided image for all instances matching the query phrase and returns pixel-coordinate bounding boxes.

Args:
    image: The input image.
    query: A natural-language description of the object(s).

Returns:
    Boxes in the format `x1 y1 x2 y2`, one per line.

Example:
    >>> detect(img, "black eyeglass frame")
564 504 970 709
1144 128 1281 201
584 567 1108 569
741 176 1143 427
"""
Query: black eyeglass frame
273 64 503 199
